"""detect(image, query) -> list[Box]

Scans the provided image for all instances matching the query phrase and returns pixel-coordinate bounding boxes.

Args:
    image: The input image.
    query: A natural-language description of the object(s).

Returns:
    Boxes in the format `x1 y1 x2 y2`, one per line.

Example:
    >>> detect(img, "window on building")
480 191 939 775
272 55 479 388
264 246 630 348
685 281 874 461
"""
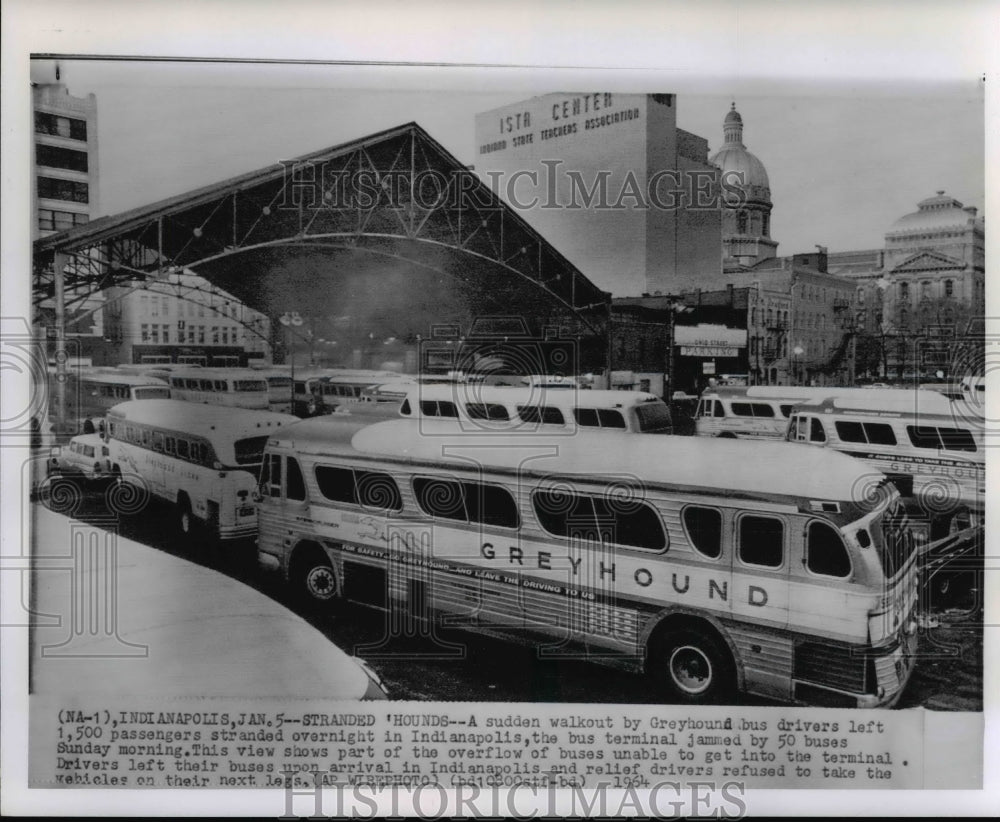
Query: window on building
140 324 149 342
945 279 954 298
161 296 169 317
198 303 205 318
737 210 748 234
34 112 87 140
198 326 205 344
212 327 219 344
899 282 909 301
762 213 769 237
35 144 89 172
161 325 170 344
150 326 159 344
37 176 89 204
37 209 88 232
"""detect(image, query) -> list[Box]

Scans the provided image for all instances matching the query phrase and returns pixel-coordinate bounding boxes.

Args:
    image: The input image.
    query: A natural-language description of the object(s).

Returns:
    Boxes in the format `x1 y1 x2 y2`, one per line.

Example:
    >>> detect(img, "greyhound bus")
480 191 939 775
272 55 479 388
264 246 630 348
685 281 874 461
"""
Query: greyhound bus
256 417 919 707
167 368 270 410
105 399 297 541
397 383 673 433
786 391 985 536
694 385 921 440
49 370 171 434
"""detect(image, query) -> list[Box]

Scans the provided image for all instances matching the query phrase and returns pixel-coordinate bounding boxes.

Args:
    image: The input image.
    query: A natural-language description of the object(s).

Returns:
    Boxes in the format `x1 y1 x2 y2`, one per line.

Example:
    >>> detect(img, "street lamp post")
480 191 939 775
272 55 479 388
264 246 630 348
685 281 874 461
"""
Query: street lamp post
792 344 804 386
279 311 304 411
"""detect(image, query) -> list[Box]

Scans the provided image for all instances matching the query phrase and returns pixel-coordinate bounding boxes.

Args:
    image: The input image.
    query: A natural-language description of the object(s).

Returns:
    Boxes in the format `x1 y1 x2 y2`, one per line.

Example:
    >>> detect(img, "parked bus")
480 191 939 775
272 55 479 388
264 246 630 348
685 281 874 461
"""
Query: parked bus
694 385 919 440
292 370 407 417
167 368 270 410
397 383 673 433
48 370 171 434
786 392 985 535
105 399 298 541
257 417 919 707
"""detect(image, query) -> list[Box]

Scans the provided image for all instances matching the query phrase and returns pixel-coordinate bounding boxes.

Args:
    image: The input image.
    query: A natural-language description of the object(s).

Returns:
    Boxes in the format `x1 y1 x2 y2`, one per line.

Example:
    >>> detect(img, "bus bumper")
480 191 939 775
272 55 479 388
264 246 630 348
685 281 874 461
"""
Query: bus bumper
218 522 258 541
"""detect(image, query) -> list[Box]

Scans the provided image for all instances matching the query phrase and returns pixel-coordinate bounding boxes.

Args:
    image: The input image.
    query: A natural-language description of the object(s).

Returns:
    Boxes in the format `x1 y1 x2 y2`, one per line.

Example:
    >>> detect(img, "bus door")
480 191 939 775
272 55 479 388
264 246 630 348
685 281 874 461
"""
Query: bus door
788 413 828 446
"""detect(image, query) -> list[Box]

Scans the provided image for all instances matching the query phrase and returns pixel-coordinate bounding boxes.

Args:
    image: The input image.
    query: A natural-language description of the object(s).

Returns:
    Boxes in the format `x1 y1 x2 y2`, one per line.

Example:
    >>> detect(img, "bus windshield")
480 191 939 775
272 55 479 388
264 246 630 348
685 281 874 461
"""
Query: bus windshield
232 435 270 467
870 501 917 580
635 402 672 433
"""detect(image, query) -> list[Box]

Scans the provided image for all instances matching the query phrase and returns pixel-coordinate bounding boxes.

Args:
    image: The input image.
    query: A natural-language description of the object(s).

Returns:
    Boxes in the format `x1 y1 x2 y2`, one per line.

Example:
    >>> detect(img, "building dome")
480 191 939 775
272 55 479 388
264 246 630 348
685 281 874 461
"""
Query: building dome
709 103 771 194
887 191 980 234
710 103 777 268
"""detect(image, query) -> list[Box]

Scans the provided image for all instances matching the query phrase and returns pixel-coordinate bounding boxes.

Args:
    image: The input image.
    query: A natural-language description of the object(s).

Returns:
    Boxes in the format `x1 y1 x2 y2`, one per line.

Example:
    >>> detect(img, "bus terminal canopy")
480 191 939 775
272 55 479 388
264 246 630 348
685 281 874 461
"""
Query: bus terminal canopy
33 122 611 343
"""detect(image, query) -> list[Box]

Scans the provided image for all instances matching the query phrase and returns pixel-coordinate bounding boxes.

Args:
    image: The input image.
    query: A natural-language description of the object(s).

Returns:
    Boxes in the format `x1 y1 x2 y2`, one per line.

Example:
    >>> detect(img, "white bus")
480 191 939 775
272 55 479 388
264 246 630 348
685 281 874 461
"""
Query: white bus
786 392 985 536
49 370 171 434
694 385 921 440
105 399 298 541
257 417 919 707
292 370 407 417
167 368 270 410
397 383 673 434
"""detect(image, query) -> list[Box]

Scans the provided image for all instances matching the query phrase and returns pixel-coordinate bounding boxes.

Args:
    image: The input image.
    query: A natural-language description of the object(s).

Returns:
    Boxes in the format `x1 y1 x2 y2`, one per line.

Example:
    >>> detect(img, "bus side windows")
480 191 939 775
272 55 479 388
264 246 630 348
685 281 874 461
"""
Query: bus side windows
732 402 775 418
164 436 176 455
805 521 851 578
906 425 976 453
420 400 458 418
400 399 412 415
316 465 403 511
835 421 896 446
682 506 722 559
412 477 518 527
597 409 626 429
713 401 725 418
466 403 510 421
738 515 784 568
779 404 796 418
151 432 164 452
517 405 564 425
531 488 666 551
176 439 189 459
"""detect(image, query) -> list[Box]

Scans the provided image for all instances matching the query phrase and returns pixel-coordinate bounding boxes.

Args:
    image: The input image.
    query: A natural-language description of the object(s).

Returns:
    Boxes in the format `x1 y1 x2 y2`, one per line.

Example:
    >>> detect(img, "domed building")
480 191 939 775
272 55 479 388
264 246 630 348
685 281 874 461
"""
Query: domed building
710 103 778 268
882 191 985 340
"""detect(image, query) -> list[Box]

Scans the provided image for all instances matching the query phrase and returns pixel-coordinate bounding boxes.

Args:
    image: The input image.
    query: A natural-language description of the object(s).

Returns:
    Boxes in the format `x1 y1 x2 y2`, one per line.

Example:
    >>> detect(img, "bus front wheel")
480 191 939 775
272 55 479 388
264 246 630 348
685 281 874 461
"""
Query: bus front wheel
293 546 340 610
651 627 734 704
177 496 198 537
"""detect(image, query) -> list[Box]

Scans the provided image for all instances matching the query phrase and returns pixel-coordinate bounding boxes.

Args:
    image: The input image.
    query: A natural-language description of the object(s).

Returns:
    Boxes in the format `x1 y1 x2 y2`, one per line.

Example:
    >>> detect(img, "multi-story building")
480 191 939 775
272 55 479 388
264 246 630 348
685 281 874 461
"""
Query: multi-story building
474 93 724 297
827 192 985 380
31 62 104 351
101 273 271 366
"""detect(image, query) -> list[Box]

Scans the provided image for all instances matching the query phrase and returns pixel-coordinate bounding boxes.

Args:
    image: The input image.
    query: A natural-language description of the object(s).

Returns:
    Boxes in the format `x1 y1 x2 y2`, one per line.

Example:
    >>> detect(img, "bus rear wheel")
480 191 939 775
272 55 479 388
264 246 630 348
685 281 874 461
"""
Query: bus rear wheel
651 627 734 704
293 547 340 610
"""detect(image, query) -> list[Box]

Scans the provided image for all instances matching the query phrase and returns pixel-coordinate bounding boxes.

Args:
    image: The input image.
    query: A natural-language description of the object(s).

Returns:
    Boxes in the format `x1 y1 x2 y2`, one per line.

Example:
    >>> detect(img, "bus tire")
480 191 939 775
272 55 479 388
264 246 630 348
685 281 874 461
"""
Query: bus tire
176 494 198 537
717 432 737 439
650 626 734 704
292 545 340 610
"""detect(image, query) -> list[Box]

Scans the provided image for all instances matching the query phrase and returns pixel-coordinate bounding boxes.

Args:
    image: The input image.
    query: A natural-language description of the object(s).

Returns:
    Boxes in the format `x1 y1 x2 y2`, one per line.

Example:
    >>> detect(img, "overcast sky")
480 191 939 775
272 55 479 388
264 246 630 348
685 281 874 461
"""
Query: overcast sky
33 58 984 260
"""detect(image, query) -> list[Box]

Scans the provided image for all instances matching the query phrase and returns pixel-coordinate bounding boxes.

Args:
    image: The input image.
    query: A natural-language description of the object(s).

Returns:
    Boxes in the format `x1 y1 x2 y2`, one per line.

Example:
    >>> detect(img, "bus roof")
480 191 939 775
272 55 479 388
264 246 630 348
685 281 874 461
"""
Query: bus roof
406 383 664 408
32 506 380 699
794 390 961 416
107 399 298 439
78 370 168 387
271 417 886 505
166 368 267 381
